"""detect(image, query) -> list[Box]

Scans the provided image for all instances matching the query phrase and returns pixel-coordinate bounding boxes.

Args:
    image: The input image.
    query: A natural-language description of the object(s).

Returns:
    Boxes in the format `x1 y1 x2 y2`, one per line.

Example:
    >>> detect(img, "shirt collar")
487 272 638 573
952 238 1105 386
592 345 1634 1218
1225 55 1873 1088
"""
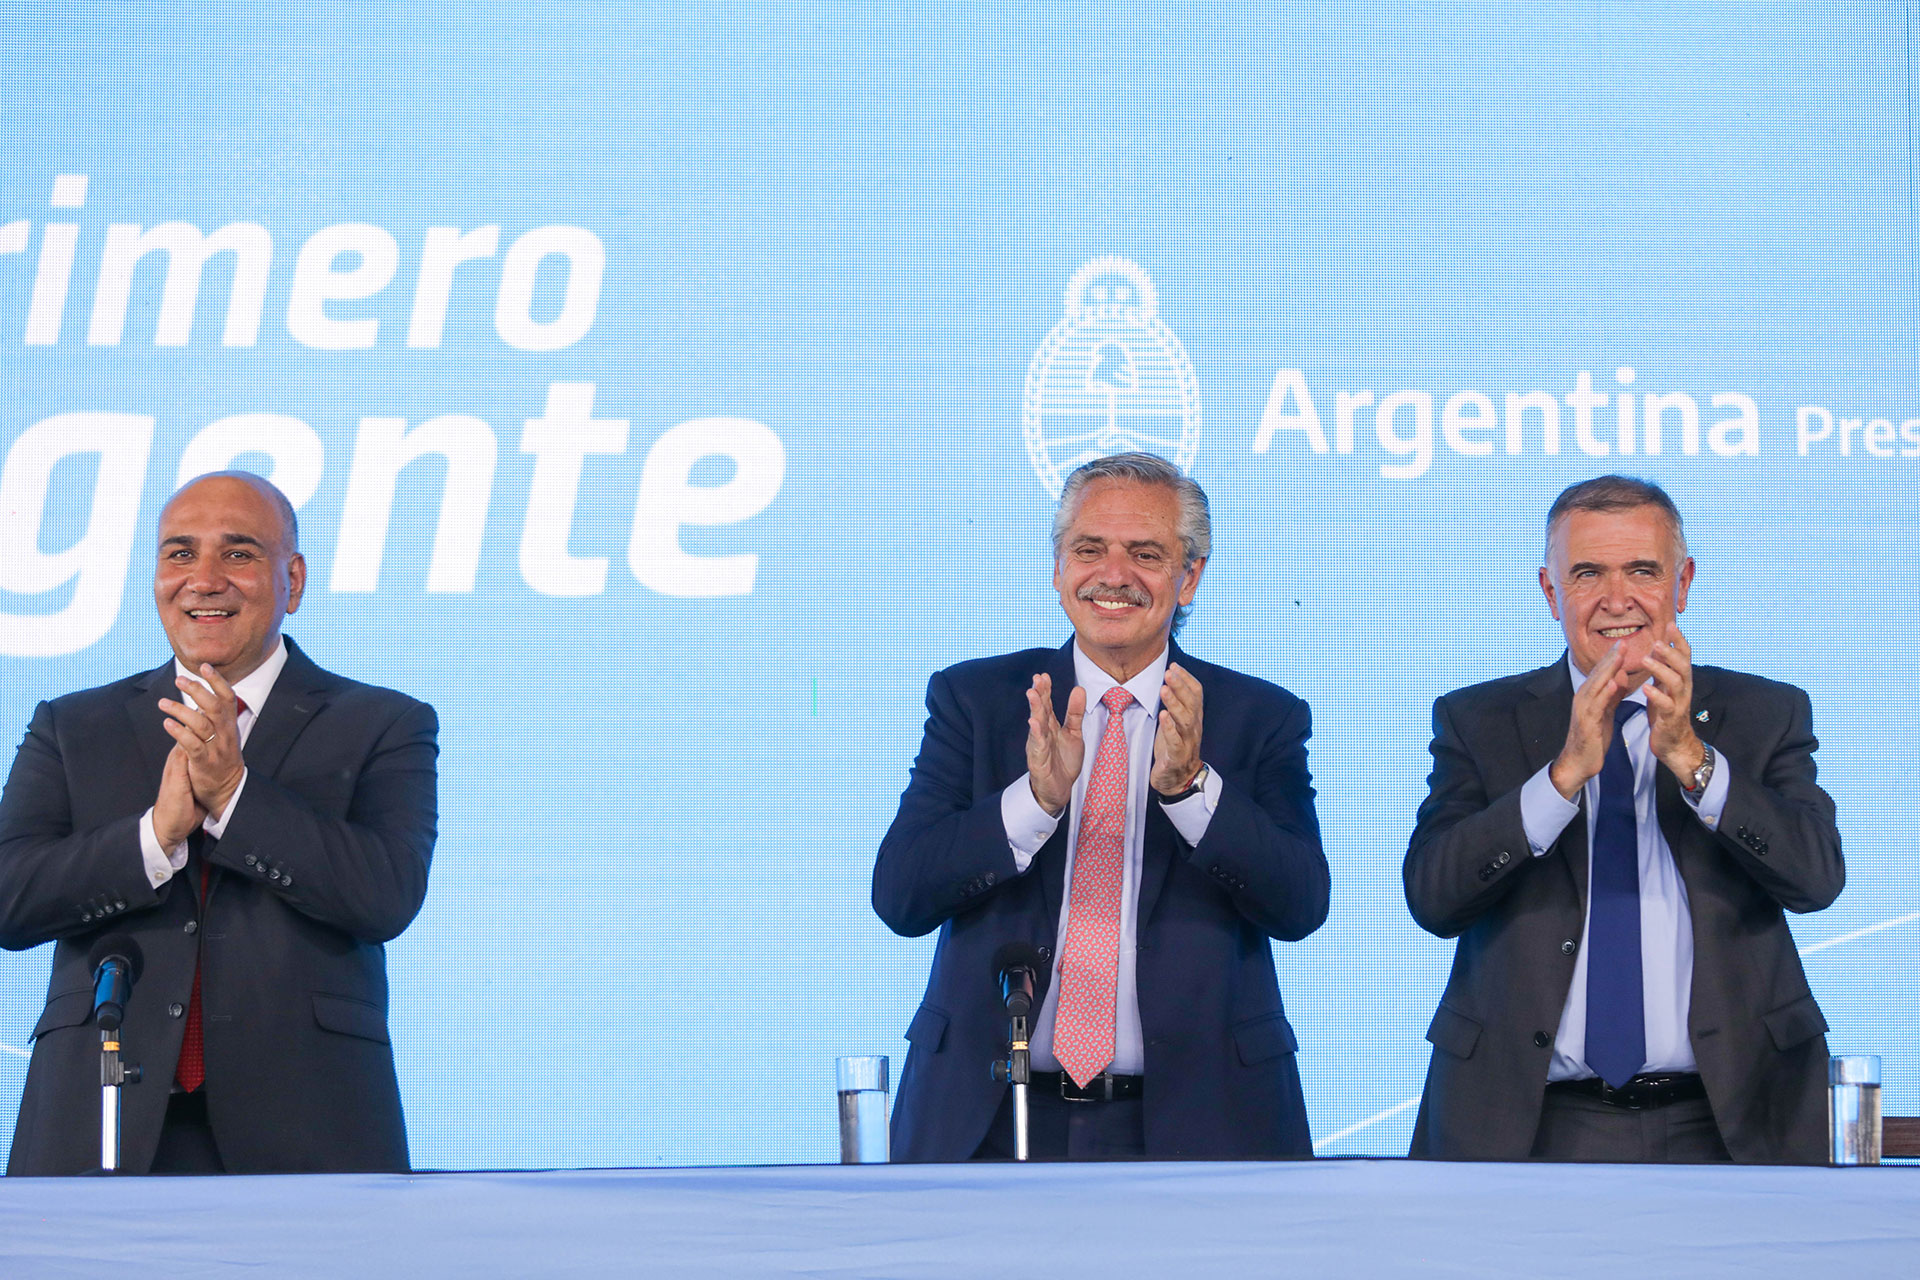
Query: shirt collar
175 636 290 716
1072 641 1170 716
1565 651 1648 708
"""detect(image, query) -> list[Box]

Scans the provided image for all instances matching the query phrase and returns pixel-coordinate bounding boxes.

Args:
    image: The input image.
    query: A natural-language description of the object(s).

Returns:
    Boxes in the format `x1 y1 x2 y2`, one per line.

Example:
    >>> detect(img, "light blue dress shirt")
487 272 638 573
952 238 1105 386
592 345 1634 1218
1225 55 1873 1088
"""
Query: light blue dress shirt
1518 655 1732 1081
998 642 1219 1076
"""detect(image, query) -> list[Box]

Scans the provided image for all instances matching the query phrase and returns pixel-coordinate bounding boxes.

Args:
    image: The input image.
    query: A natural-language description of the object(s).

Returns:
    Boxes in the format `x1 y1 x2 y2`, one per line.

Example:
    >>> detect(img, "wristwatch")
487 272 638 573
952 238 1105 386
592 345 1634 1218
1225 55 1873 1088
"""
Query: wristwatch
1154 763 1210 805
1681 742 1716 796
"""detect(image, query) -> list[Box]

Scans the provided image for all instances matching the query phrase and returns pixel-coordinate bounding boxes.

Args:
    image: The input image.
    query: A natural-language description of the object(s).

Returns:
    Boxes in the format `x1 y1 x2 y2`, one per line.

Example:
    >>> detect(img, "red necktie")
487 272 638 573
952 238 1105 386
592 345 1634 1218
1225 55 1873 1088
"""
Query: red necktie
175 696 245 1093
1052 686 1133 1088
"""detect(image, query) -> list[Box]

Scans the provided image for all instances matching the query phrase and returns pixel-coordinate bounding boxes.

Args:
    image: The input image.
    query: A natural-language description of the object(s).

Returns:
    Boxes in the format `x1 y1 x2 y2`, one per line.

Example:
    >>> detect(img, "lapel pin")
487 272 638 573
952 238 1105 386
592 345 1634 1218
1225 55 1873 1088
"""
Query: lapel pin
1694 709 1710 723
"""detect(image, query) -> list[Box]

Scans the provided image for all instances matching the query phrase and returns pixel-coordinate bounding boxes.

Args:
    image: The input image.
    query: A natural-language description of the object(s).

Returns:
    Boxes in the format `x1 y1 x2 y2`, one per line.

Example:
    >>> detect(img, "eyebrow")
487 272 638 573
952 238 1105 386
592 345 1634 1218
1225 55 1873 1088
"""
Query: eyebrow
1072 534 1172 552
1566 558 1664 574
160 533 269 550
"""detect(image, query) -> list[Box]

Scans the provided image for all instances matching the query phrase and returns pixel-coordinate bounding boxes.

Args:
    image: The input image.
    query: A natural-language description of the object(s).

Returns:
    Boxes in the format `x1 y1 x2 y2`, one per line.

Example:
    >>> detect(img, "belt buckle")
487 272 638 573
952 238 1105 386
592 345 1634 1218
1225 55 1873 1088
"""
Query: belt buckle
1601 1076 1652 1110
1061 1072 1113 1103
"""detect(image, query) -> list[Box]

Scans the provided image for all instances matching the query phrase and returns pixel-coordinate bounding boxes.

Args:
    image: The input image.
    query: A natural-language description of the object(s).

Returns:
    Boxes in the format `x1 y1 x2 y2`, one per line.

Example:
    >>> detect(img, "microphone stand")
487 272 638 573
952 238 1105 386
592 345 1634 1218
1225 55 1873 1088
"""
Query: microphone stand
990 1010 1032 1161
97 1027 141 1173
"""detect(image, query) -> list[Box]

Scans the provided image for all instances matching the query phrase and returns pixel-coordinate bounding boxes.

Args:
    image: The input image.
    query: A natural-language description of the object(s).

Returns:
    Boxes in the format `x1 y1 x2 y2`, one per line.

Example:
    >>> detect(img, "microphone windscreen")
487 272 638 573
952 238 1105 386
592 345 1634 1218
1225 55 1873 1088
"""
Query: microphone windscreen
991 941 1047 982
87 933 145 985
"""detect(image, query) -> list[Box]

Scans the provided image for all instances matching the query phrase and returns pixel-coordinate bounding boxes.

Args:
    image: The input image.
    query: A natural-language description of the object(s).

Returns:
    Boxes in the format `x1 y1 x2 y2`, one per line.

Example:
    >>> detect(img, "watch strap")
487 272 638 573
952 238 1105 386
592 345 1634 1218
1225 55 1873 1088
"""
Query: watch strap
1153 763 1209 805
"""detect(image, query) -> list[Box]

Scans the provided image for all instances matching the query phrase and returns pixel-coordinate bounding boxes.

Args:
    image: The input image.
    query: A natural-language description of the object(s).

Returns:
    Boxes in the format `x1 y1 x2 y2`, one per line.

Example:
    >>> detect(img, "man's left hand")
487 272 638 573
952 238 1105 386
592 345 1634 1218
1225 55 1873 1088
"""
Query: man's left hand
1151 663 1206 793
1641 624 1706 782
158 663 246 818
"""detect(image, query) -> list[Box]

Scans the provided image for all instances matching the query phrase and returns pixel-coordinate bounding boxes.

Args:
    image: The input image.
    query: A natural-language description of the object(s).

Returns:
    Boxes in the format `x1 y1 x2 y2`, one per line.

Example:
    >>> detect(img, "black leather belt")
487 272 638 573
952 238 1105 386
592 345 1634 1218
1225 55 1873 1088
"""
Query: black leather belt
1547 1072 1707 1111
1028 1070 1144 1102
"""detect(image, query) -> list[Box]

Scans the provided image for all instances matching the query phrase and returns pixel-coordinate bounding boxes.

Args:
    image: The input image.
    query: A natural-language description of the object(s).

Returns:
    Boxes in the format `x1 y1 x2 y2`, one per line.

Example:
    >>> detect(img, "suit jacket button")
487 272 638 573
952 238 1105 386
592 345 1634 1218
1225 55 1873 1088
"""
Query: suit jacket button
1038 946 1052 960
244 854 258 866
1533 1031 1551 1047
168 1003 184 1018
280 872 294 887
1497 851 1511 865
184 920 198 935
1561 939 1576 955
81 912 92 923
983 871 996 886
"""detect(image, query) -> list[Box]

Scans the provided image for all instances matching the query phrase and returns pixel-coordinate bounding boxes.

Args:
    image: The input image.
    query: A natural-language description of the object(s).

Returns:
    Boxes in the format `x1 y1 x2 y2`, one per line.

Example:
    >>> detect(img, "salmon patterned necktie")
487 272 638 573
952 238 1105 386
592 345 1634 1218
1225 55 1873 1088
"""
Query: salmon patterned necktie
1053 686 1133 1088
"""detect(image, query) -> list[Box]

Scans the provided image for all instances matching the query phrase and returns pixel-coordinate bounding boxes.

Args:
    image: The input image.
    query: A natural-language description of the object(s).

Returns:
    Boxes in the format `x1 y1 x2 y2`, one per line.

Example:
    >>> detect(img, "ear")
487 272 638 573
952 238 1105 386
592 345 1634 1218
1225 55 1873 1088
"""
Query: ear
285 551 307 616
1178 557 1206 605
1538 566 1561 621
1673 556 1694 614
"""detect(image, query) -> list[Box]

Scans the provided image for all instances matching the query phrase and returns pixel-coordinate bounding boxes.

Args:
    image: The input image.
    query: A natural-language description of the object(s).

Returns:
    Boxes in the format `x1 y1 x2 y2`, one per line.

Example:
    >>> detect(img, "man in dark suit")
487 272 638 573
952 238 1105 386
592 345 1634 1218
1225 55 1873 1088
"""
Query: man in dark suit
1405 475 1842 1164
1 471 438 1175
874 453 1329 1161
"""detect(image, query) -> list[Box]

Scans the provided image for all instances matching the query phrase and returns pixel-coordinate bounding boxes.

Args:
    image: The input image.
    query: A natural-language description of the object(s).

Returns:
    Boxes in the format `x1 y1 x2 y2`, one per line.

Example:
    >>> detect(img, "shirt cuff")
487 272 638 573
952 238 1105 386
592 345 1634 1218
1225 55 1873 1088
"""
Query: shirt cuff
139 807 189 889
1002 773 1061 873
202 768 248 839
1160 761 1221 847
1520 764 1581 856
1684 747 1733 831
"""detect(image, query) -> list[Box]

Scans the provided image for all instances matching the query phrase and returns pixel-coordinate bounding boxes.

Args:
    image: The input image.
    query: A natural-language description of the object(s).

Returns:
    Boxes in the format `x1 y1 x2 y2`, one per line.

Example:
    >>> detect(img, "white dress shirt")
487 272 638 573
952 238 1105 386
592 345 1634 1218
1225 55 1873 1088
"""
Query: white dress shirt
998 642 1221 1076
137 639 289 889
1518 654 1732 1081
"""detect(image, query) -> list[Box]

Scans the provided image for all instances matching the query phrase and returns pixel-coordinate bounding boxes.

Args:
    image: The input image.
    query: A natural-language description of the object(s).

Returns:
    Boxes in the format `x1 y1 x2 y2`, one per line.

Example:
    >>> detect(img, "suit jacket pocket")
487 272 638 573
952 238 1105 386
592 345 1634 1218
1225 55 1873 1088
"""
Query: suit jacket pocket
1761 993 1828 1052
1233 1012 1299 1066
906 1004 949 1054
312 992 391 1044
30 987 93 1042
1426 1003 1483 1061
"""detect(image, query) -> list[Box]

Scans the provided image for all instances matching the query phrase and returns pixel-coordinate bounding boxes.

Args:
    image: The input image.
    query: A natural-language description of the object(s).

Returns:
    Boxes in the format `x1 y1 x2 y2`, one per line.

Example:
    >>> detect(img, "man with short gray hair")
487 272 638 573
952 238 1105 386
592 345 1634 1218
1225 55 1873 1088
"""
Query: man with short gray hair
876 452 1329 1161
1405 474 1842 1163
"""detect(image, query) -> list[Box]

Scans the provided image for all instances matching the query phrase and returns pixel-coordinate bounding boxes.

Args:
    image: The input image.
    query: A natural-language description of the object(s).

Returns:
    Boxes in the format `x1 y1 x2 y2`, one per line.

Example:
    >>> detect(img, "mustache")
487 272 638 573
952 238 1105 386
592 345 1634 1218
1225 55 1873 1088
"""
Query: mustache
1077 583 1151 606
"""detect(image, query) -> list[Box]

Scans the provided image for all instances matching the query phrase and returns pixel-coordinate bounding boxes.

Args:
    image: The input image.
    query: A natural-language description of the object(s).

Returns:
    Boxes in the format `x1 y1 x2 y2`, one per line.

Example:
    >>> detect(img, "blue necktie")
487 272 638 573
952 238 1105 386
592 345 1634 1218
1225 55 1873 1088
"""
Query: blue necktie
1585 701 1646 1089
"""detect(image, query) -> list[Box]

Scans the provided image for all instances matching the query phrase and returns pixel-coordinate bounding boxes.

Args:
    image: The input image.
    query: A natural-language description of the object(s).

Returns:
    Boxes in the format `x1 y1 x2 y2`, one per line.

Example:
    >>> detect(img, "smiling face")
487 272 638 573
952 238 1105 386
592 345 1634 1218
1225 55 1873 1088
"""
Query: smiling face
1053 478 1203 681
1540 503 1693 679
154 475 306 683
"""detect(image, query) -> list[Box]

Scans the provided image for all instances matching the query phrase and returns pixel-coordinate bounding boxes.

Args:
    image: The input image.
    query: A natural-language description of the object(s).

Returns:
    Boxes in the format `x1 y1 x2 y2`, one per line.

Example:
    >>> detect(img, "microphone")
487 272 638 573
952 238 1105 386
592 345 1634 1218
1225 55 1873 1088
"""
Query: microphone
991 942 1046 1020
88 935 145 1033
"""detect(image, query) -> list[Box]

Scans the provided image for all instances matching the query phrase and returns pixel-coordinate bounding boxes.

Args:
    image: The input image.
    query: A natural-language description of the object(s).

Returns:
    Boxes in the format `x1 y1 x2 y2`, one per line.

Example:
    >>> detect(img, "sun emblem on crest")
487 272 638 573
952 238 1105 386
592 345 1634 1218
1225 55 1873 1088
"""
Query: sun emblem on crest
1022 257 1202 497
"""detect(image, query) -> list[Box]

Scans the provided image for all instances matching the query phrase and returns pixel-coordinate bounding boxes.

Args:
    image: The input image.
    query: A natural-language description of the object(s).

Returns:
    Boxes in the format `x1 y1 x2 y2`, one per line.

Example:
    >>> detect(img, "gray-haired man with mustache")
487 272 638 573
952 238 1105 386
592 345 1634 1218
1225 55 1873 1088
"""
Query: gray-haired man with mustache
874 453 1330 1161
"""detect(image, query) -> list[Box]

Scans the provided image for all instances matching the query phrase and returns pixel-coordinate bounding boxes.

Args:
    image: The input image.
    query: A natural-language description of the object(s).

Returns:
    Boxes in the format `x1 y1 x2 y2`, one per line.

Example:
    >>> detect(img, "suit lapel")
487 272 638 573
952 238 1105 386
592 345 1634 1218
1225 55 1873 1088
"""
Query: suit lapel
1033 635 1187 936
124 662 179 784
203 639 332 911
1035 639 1078 936
1515 659 1589 911
1657 666 1721 874
1134 640 1187 930
240 638 332 781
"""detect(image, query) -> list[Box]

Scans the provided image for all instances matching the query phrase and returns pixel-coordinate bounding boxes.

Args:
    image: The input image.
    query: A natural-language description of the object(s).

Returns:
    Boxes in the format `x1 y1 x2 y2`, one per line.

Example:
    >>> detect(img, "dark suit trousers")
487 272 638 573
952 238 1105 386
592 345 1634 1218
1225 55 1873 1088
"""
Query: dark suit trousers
971 1086 1147 1161
150 1091 225 1174
1530 1090 1732 1164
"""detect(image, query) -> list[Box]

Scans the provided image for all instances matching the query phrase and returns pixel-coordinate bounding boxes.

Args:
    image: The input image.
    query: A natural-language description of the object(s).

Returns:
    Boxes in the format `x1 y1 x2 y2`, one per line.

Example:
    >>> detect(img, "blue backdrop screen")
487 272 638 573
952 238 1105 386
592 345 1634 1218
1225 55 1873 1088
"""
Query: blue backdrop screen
2 3 1915 1167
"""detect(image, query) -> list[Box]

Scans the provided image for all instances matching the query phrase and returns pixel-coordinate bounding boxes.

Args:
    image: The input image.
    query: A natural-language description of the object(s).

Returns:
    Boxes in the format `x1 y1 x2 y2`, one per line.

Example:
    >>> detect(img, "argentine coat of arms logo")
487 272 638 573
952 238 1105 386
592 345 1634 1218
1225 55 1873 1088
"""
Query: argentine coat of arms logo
1022 257 1202 496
